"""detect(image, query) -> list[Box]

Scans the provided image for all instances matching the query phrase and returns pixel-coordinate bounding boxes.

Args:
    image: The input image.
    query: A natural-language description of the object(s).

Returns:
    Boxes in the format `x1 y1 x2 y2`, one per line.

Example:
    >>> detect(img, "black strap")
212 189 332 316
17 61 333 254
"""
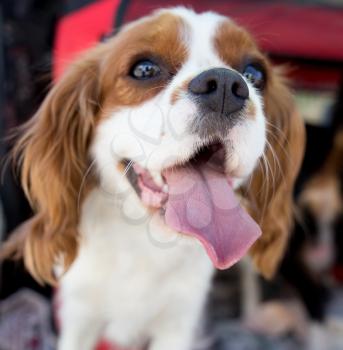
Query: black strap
62 0 95 15
100 0 131 42
113 0 131 32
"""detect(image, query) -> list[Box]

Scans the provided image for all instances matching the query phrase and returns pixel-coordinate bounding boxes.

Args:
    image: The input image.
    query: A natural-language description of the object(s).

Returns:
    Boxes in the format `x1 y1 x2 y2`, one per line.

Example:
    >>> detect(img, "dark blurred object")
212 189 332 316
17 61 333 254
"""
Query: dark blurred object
0 0 60 300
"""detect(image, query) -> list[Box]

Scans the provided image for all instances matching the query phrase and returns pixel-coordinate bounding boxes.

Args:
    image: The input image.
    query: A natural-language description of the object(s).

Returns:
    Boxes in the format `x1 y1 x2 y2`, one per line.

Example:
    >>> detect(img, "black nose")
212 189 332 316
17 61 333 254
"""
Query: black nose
188 68 249 116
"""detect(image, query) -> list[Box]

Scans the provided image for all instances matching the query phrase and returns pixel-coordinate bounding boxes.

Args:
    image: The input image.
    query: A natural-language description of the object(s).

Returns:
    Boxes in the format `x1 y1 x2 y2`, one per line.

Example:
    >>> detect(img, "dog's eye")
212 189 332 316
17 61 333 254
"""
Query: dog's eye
131 60 161 80
243 64 265 89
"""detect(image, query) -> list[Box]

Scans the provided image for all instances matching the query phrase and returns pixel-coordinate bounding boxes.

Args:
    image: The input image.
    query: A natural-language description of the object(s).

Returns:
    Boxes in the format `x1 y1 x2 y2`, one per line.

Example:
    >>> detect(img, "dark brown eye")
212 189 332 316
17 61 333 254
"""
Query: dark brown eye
130 60 161 80
243 64 265 89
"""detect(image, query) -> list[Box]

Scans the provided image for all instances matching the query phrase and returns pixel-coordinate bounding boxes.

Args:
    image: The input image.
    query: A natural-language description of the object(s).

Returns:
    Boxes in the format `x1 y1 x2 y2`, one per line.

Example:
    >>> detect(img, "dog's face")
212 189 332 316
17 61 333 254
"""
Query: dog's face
95 9 265 187
10 8 304 284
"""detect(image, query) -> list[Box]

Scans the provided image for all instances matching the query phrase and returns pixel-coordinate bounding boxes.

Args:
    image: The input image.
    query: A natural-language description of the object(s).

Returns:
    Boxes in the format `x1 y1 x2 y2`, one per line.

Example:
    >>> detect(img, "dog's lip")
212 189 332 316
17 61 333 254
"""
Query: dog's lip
121 159 168 208
121 159 166 191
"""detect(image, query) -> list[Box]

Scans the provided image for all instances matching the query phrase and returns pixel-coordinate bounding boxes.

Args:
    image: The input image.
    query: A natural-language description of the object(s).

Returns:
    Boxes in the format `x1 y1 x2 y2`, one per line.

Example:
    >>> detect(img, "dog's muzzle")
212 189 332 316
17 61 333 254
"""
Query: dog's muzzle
188 68 249 137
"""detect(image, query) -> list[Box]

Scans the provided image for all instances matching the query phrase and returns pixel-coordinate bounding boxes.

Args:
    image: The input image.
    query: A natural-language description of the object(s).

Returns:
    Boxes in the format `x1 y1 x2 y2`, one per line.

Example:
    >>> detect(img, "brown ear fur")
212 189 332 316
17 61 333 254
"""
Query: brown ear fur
6 51 102 285
248 67 305 279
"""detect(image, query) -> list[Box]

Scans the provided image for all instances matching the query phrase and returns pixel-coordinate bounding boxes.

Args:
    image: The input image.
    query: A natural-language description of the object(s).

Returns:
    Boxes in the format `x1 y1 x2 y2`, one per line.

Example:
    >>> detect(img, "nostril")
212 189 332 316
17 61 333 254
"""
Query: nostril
232 82 239 97
206 80 217 93
232 80 249 99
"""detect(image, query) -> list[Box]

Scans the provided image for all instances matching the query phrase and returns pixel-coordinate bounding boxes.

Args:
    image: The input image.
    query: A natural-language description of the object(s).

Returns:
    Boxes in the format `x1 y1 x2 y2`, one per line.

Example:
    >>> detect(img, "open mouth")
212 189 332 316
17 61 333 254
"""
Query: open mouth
122 142 227 209
121 141 261 270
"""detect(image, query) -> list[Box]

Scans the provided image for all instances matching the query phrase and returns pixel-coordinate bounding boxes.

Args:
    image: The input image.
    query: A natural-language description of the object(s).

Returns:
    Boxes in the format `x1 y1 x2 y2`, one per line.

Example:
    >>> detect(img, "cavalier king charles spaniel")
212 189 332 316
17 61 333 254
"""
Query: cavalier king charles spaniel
2 7 304 350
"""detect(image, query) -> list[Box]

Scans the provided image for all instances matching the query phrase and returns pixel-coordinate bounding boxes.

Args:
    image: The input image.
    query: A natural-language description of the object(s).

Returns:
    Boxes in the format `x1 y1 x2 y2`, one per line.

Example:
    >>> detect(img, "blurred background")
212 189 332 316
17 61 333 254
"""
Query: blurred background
0 0 342 349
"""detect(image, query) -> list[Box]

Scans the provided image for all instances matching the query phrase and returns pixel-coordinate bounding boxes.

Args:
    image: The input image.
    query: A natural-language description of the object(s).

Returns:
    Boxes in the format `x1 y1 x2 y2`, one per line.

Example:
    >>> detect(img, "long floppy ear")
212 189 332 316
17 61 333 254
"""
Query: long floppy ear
247 67 305 279
6 50 102 285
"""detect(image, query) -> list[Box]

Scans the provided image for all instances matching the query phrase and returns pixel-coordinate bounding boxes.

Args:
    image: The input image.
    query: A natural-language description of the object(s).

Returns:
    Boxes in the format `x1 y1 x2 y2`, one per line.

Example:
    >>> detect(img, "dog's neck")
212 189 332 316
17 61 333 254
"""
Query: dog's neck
78 187 210 265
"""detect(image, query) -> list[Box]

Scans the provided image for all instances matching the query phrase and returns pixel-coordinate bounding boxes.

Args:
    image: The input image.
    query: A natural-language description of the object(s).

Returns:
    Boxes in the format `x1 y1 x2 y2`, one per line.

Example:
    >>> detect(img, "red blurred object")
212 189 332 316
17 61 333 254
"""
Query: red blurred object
124 0 343 62
124 0 343 90
54 0 120 81
54 289 136 349
96 340 119 350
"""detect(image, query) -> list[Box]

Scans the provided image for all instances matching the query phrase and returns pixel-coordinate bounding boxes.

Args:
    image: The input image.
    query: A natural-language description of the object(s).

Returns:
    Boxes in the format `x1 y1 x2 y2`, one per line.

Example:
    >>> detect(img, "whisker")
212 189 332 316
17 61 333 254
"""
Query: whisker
265 138 285 182
265 120 288 140
253 135 285 221
77 159 97 213
123 160 134 177
261 154 270 193
260 154 271 212
265 126 290 161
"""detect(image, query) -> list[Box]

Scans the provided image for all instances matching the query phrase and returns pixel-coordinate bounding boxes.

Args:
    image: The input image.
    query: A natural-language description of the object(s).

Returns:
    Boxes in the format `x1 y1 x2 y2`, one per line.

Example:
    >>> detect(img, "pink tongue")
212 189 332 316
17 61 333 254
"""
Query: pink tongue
163 163 261 269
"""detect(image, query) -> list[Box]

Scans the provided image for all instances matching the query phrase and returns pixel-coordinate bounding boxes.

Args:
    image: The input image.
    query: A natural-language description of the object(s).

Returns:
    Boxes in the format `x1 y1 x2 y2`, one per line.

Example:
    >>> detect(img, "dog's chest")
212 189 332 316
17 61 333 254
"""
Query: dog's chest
60 190 213 345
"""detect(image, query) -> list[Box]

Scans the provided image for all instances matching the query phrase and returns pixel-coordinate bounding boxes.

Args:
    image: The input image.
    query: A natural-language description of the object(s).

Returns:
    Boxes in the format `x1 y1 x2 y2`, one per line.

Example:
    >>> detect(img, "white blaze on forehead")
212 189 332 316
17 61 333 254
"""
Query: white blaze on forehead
166 8 229 79
162 9 231 138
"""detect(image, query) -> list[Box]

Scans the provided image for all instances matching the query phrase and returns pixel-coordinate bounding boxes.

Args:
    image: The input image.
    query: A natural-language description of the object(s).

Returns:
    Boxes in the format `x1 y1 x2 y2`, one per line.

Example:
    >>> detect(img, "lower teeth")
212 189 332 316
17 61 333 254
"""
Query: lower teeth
151 171 164 187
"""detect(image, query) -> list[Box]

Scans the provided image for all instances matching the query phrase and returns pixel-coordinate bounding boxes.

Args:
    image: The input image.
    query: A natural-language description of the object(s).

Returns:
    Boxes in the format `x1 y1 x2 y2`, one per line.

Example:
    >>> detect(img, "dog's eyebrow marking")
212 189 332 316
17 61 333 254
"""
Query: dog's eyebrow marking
213 20 258 69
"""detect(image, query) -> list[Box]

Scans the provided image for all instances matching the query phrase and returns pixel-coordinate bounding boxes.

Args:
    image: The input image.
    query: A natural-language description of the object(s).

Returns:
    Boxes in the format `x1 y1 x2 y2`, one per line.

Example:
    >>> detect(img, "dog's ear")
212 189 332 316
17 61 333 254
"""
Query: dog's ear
247 67 305 279
5 50 103 285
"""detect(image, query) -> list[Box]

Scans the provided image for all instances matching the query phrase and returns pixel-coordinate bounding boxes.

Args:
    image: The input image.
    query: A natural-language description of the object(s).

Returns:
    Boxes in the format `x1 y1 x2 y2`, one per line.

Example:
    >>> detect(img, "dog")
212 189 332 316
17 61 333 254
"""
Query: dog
1 7 304 350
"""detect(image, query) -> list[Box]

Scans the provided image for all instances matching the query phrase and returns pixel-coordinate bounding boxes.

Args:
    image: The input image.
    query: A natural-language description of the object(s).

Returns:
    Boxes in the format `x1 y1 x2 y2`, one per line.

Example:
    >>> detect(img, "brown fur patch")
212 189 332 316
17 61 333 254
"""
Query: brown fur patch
214 20 262 69
248 68 305 278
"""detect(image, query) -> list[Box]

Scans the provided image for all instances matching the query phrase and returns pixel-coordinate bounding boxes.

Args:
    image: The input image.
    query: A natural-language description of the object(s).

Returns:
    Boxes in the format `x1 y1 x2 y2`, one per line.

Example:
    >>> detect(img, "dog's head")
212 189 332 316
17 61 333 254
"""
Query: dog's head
9 8 304 284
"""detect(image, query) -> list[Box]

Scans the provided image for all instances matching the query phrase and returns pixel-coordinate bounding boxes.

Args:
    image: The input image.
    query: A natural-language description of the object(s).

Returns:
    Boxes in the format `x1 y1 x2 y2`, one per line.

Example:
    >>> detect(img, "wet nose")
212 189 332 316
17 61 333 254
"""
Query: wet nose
188 68 249 116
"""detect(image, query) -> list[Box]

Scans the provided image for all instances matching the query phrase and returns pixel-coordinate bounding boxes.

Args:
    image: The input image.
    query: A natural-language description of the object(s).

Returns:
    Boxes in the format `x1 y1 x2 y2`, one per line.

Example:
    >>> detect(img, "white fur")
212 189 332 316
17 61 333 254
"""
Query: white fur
58 8 267 350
